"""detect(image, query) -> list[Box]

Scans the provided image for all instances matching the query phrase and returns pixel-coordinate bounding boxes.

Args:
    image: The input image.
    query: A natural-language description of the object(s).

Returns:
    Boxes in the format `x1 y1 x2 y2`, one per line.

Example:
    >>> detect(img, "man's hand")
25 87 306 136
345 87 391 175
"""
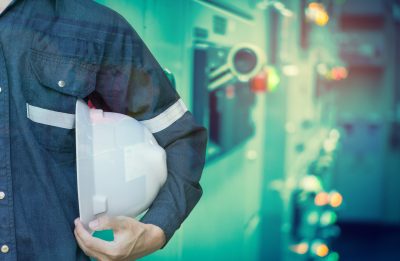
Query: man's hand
74 216 166 261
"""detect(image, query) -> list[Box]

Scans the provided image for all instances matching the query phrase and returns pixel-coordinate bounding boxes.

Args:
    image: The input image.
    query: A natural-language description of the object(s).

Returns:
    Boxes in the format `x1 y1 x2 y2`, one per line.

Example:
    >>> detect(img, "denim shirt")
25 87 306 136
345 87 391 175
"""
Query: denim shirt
0 0 207 260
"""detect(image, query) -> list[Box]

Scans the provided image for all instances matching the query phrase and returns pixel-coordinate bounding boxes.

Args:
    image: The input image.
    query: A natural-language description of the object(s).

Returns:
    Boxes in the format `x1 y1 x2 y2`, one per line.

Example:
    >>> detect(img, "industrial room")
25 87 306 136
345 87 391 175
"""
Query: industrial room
1 0 399 260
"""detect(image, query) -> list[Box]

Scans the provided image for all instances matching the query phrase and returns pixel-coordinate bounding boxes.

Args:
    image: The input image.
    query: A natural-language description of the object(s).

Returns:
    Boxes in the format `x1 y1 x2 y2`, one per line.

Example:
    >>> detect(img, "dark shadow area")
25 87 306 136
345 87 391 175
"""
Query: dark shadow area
333 223 400 261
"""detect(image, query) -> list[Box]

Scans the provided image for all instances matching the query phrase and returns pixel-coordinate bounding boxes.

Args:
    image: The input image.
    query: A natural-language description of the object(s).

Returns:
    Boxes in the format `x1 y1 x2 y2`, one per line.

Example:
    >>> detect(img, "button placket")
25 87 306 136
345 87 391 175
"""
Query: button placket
0 41 16 259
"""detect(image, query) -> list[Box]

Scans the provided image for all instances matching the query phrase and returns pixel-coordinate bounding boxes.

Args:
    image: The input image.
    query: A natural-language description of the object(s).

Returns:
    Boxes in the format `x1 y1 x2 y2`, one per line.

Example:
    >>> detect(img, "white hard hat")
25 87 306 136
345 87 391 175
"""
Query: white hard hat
75 99 167 226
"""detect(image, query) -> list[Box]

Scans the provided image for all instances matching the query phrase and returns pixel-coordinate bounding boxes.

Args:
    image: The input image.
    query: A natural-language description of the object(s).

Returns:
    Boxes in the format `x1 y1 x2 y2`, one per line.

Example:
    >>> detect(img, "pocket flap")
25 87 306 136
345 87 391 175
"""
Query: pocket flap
29 49 99 98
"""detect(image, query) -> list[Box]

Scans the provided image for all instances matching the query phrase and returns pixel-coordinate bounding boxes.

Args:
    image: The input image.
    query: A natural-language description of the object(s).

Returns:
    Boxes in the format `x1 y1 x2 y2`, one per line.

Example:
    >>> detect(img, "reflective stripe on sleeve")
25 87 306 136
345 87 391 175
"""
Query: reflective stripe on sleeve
26 99 187 132
140 99 188 133
26 103 75 129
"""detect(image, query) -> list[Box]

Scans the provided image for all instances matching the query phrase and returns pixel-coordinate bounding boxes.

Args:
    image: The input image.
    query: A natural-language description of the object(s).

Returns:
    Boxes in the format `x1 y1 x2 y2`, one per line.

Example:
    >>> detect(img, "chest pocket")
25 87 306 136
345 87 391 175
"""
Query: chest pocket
26 33 102 152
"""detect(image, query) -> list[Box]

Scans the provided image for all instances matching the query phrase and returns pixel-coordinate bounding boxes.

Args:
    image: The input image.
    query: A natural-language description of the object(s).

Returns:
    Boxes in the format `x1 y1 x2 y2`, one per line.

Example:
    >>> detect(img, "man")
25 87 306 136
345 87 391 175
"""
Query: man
0 0 207 260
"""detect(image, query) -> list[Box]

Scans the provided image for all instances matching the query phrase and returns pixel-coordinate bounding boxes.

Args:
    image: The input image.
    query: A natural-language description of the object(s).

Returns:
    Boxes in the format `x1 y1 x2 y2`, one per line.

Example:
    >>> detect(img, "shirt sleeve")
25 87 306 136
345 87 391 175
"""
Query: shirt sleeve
88 18 207 244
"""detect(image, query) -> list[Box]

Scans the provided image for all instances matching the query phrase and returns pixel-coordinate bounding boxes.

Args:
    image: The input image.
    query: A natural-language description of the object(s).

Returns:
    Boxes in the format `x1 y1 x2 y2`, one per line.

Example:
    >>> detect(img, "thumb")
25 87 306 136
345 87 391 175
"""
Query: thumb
89 215 118 231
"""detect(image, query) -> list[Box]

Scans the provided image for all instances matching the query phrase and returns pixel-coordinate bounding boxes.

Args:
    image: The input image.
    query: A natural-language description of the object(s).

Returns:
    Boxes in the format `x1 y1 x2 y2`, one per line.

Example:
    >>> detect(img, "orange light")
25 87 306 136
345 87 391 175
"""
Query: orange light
250 71 267 93
337 67 348 79
290 242 309 255
315 11 329 26
324 67 348 81
306 2 329 26
331 68 341 80
314 192 330 206
330 67 348 81
329 192 343 208
309 2 322 9
315 243 329 257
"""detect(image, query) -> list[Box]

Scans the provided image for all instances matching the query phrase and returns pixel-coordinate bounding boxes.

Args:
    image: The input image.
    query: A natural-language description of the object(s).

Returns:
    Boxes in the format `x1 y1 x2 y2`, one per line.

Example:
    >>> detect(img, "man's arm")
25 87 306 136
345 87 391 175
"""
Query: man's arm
74 14 207 260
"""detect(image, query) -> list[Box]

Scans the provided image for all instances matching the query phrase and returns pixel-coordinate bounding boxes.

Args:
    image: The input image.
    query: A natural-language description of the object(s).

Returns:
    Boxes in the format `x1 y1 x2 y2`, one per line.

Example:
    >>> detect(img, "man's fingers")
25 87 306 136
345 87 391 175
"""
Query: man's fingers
74 218 116 256
89 215 120 231
74 229 97 258
74 230 86 250
74 218 93 241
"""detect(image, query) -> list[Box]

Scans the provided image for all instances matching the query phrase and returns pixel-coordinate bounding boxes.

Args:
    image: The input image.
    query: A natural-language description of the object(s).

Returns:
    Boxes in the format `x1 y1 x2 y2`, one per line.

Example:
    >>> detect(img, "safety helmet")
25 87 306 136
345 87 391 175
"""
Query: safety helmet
75 99 167 226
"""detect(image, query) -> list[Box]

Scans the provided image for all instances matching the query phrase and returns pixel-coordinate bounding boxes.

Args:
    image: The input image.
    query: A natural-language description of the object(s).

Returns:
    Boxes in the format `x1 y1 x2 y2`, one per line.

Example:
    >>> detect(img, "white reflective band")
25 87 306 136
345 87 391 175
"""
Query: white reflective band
140 99 188 133
26 103 75 129
26 99 187 132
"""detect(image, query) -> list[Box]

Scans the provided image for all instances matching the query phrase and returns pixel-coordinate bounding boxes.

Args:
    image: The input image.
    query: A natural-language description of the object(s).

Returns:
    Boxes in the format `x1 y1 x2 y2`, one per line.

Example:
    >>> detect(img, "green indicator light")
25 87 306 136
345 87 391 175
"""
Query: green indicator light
307 211 320 225
326 251 340 261
320 211 337 226
267 66 280 92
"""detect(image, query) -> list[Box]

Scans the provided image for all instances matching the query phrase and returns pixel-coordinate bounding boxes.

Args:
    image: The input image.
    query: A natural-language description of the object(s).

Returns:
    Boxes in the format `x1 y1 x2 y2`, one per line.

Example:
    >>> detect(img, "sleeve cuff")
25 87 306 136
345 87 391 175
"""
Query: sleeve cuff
140 204 182 247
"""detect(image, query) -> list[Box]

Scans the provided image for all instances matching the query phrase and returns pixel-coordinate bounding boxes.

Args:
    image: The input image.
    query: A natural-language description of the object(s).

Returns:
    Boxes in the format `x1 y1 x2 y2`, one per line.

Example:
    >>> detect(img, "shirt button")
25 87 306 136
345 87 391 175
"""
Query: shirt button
1 245 9 253
0 191 4 200
58 80 66 88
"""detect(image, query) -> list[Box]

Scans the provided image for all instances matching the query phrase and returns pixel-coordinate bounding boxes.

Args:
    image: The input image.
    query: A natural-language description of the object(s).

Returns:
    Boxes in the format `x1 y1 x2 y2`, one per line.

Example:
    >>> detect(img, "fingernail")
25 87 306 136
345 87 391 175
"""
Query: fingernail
74 218 79 226
89 219 98 229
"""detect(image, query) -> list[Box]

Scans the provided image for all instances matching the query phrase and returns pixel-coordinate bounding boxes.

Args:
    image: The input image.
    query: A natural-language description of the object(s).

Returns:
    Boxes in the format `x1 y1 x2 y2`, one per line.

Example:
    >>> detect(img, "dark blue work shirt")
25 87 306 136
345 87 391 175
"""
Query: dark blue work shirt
0 0 207 260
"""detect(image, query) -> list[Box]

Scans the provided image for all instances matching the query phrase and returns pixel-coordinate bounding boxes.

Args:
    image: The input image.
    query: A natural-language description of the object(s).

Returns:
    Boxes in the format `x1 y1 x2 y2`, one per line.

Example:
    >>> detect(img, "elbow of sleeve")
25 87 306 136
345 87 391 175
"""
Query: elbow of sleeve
141 115 208 246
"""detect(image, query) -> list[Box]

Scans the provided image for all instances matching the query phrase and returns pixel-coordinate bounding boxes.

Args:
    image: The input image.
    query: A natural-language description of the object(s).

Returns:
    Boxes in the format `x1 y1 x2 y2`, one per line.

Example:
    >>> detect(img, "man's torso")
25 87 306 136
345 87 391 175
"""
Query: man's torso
0 1 133 260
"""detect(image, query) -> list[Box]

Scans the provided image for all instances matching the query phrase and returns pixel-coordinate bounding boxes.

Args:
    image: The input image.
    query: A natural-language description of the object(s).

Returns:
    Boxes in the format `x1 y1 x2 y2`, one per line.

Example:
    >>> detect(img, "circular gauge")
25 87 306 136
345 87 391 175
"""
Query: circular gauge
227 43 266 82
233 48 257 74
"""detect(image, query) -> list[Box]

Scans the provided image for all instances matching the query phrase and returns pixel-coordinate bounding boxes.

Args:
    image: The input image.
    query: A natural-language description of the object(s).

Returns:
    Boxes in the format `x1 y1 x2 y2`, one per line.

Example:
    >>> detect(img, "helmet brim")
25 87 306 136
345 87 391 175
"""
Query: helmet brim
76 99 96 227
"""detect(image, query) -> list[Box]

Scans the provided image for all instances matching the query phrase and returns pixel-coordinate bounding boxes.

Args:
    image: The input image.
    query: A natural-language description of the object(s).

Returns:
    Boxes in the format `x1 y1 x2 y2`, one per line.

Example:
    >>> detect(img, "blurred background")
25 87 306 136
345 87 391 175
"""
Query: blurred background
96 0 400 260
